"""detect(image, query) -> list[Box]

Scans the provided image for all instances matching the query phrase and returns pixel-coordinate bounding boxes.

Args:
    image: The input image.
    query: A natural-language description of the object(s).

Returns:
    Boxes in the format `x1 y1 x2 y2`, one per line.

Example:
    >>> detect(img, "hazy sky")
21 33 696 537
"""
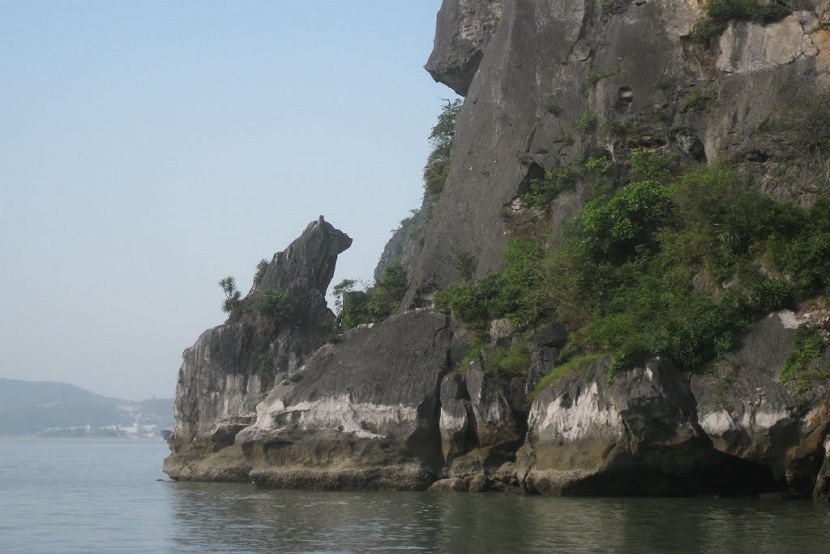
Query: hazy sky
0 1 456 400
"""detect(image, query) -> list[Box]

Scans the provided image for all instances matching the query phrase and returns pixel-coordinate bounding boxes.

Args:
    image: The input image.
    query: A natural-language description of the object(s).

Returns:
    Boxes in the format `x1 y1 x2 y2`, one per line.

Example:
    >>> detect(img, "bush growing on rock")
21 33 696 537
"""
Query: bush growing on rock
780 326 829 406
436 158 830 379
423 99 462 198
692 0 791 42
253 259 269 286
522 165 575 209
487 339 532 378
257 287 300 326
334 264 409 331
435 237 549 332
219 276 241 313
705 0 790 24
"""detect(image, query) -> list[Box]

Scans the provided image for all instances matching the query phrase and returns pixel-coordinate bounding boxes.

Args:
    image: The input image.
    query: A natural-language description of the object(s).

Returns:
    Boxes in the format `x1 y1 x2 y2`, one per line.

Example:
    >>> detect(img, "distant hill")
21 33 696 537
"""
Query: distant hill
0 378 174 435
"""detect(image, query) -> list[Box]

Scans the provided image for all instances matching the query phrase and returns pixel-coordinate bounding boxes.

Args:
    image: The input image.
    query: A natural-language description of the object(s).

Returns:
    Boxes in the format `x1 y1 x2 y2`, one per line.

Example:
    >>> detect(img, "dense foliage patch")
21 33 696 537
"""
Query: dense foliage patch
423 99 462 198
692 0 791 42
705 0 790 24
522 166 575 209
219 276 241 313
487 339 532 378
436 154 830 377
253 258 269 286
334 264 408 331
257 287 300 326
780 326 829 406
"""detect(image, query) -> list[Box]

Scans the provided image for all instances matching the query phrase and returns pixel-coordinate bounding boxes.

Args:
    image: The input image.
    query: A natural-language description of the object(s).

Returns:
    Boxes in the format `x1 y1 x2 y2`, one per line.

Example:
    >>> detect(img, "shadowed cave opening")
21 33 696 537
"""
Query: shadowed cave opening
559 452 781 497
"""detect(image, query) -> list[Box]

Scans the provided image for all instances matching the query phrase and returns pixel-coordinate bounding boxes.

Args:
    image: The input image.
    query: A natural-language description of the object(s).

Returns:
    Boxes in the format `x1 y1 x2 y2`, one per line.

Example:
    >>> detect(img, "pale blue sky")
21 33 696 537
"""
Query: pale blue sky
0 1 455 399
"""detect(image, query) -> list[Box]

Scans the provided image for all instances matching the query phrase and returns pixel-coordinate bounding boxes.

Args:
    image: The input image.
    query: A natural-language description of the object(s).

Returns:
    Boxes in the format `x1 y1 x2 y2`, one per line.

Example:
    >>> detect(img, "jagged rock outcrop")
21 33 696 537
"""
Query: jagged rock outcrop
164 217 352 478
238 310 450 489
693 310 830 499
692 313 799 480
407 0 830 304
166 308 453 488
425 0 503 96
518 358 778 496
373 207 427 282
432 362 528 492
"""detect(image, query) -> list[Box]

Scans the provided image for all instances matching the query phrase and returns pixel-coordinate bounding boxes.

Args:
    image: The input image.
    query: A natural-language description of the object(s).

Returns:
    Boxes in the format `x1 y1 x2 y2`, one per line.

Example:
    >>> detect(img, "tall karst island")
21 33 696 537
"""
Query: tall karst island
165 0 830 499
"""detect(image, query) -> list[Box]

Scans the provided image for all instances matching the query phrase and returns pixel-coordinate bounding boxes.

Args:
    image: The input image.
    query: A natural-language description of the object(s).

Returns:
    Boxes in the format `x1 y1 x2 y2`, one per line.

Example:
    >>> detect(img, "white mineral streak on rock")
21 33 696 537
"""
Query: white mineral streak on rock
483 396 510 426
718 15 818 74
440 407 467 439
754 409 790 430
778 309 806 329
740 407 790 430
700 409 740 436
221 373 260 416
534 383 623 443
250 394 416 440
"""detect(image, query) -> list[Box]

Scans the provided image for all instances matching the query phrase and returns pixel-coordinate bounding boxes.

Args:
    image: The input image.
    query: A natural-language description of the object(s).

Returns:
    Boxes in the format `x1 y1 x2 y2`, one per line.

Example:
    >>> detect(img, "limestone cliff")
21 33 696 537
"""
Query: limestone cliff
408 0 830 300
166 0 830 499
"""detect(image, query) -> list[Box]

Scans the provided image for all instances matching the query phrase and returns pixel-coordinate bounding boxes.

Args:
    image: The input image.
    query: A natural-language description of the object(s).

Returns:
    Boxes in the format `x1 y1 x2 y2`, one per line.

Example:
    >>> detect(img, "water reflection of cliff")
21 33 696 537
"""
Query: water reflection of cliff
165 483 830 553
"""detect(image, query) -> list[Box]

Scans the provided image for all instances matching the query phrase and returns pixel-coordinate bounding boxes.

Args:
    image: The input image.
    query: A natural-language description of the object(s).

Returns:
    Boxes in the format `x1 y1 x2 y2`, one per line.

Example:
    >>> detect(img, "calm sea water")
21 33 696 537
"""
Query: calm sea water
2 437 830 553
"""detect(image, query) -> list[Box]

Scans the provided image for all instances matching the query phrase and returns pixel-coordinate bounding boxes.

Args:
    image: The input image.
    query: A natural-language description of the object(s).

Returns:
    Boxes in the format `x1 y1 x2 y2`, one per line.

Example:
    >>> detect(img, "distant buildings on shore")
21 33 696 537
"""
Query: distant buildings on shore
36 402 173 439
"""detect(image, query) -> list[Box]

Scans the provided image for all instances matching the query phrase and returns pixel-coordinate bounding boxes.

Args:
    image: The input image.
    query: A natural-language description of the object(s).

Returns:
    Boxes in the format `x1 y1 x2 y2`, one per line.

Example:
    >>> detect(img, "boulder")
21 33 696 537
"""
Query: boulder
439 372 471 462
692 310 830 498
519 358 777 496
233 310 452 490
692 313 799 479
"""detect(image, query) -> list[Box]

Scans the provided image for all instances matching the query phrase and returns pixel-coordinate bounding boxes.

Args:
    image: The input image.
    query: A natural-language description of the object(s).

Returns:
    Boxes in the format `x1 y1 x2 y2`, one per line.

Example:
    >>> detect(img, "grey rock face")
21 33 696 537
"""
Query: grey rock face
439 372 471 462
165 218 351 474
168 310 452 489
692 310 830 498
409 0 829 301
257 216 352 297
692 313 798 478
519 358 777 496
424 0 503 96
237 310 449 454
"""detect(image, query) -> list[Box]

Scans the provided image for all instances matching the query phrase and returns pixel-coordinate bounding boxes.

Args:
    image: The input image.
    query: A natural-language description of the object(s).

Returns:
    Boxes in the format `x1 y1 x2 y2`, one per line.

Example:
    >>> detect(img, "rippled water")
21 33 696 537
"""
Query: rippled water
2 437 830 553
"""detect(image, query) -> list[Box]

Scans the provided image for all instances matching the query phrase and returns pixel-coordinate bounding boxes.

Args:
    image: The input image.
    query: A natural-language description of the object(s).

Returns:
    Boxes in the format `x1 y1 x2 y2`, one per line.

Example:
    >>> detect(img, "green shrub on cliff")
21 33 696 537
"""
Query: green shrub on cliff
692 0 790 42
522 166 575 209
770 195 830 297
257 287 300 326
368 264 408 317
780 326 828 406
578 179 676 262
253 259 269 286
529 354 603 399
424 99 462 198
437 160 830 378
487 339 532 378
435 237 549 331
335 264 408 331
559 164 816 371
219 276 241 313
629 148 676 182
